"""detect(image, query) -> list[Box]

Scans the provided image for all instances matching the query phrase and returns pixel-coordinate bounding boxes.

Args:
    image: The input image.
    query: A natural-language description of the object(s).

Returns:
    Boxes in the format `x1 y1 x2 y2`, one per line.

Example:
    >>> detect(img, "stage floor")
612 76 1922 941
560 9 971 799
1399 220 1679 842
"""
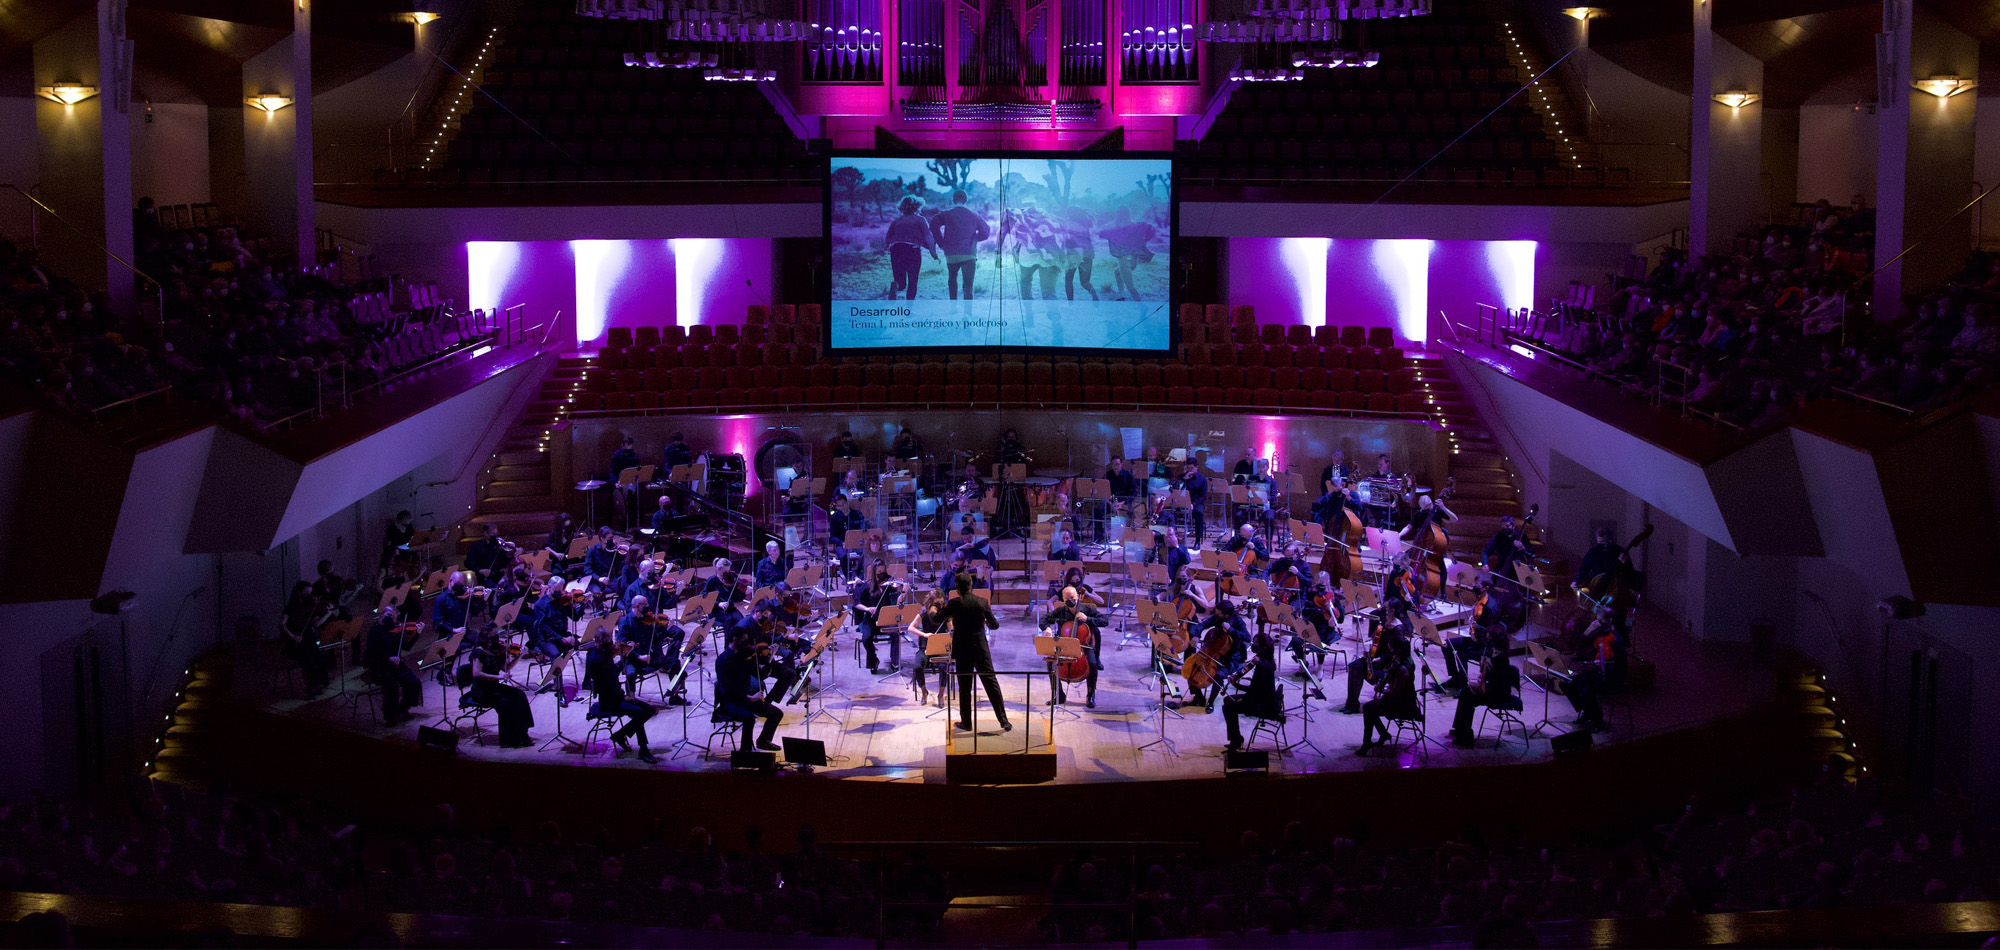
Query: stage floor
256 600 1765 785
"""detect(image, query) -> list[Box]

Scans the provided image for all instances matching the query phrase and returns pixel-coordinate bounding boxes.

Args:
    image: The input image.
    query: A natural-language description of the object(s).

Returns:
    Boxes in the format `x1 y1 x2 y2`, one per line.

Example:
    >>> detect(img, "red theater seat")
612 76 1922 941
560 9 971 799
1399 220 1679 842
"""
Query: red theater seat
678 344 709 368
1210 344 1237 367
835 364 864 387
974 362 1001 386
1179 303 1203 326
1190 365 1219 388
975 384 1001 403
1252 387 1282 407
616 369 641 393
778 365 809 388
920 362 947 386
1216 366 1246 389
1108 363 1136 387
1300 366 1330 391
635 326 661 348
831 384 860 404
747 304 770 326
1196 386 1225 408
1283 390 1310 409
1230 324 1258 346
1163 364 1191 388
735 344 762 366
1258 325 1284 346
774 386 803 405
772 304 797 325
1285 325 1313 347
1313 325 1339 347
633 391 661 410
1336 391 1365 411
888 384 917 404
642 367 668 390
668 367 696 391
1112 385 1140 405
1329 368 1356 392
1339 326 1366 349
1272 367 1301 391
789 343 814 365
1366 392 1396 413
865 364 893 387
1367 326 1394 350
603 392 632 411
573 393 605 412
1309 391 1336 411
1022 362 1050 388
1243 366 1273 390
653 345 681 369
607 327 633 349
715 325 739 347
1225 387 1253 407
1264 345 1292 369
1397 393 1427 414
1356 369 1384 392
1349 348 1378 371
803 385 831 404
1136 363 1163 388
1379 346 1404 368
1205 304 1228 325
1079 362 1108 387
1168 385 1197 406
891 362 919 386
939 383 969 403
599 348 629 372
1230 304 1256 326
742 325 767 347
1080 385 1109 404
1385 370 1414 394
1052 362 1080 387
688 325 714 347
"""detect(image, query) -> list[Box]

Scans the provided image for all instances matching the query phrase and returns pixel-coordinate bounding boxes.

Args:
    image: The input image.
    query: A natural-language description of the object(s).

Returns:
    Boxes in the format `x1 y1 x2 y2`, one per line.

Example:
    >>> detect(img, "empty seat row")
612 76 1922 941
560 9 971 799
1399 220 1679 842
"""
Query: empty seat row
584 361 1418 398
572 384 1430 417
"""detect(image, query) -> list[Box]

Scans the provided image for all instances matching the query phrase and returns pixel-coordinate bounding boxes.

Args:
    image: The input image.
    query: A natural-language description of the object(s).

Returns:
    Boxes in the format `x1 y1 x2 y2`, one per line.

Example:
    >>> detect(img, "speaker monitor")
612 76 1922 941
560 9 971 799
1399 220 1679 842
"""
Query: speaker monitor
417 726 459 755
1224 749 1270 772
781 737 827 767
1550 729 1594 757
731 750 778 773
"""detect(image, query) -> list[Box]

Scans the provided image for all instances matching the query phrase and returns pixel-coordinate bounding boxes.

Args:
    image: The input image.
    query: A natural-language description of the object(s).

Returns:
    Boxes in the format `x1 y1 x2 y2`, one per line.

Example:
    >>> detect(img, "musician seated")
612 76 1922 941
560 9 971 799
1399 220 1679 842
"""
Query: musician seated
1047 566 1104 611
955 526 995 565
464 523 507 580
1319 452 1353 491
586 630 658 763
833 430 862 459
492 568 535 618
1400 494 1456 542
649 494 680 536
1356 635 1417 756
891 426 922 461
524 589 580 694
362 610 421 724
1340 618 1411 715
851 561 903 673
1564 605 1630 732
754 541 789 589
1188 600 1250 709
310 560 355 619
582 528 620 586
1310 486 1349 530
1105 457 1137 504
620 562 661 611
738 599 802 703
704 562 747 599
1484 515 1529 578
1223 633 1283 751
937 554 972 596
543 512 579 568
1150 527 1191 581
1048 530 1083 564
616 596 685 702
1042 587 1106 707
464 627 534 748
432 572 476 639
1267 543 1310 590
1451 651 1522 748
1223 524 1269 575
906 601 949 705
717 633 785 752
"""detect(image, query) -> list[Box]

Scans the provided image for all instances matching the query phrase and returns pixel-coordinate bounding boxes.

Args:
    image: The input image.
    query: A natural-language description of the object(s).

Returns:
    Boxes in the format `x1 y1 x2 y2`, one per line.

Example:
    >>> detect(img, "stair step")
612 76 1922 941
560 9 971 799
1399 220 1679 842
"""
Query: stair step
1450 480 1518 501
490 462 549 483
1450 498 1521 517
479 494 558 513
465 512 557 534
496 448 543 466
485 478 551 499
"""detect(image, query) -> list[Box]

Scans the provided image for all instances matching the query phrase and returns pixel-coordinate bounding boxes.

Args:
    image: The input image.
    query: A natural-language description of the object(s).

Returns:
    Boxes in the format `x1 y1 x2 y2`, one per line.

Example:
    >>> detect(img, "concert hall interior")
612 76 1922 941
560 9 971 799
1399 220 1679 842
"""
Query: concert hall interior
4 0 2000 946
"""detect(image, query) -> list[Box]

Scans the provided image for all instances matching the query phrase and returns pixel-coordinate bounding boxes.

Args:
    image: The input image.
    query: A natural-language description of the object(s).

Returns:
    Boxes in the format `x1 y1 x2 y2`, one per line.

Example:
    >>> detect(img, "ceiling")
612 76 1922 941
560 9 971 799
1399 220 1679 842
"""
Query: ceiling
3 0 416 106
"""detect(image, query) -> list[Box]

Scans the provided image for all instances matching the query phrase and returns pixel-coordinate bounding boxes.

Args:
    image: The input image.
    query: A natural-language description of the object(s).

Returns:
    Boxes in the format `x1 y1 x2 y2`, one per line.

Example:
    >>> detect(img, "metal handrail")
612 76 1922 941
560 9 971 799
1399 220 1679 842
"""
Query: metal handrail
1831 387 1917 417
86 384 174 418
1437 309 1547 486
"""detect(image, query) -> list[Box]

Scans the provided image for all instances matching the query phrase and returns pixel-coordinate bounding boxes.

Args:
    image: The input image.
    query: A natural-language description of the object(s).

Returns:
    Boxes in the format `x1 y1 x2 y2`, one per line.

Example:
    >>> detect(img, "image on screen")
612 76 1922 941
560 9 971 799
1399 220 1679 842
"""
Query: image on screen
827 153 1174 353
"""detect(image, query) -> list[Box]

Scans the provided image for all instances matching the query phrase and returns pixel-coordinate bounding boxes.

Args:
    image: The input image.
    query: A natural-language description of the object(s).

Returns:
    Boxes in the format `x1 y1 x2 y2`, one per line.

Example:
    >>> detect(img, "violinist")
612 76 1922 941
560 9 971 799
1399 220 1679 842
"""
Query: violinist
465 625 534 748
850 559 903 673
1449 628 1520 747
1355 624 1416 756
585 630 658 763
704 559 749 602
582 528 620 589
1289 572 1345 670
906 600 949 705
465 523 508 581
491 567 533 619
1382 550 1423 618
1048 566 1105 610
1048 529 1083 564
1222 632 1281 752
1042 586 1105 708
616 596 685 703
280 582 333 696
362 608 421 725
1223 524 1269 576
739 599 802 705
432 571 479 639
717 633 785 752
544 512 578 568
620 561 661 611
754 540 789 589
524 586 581 694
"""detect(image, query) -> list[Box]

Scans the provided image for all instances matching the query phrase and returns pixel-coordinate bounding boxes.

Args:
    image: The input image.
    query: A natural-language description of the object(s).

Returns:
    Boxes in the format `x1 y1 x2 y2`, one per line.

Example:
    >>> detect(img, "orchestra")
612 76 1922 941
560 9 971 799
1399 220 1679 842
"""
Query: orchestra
293 432 1597 771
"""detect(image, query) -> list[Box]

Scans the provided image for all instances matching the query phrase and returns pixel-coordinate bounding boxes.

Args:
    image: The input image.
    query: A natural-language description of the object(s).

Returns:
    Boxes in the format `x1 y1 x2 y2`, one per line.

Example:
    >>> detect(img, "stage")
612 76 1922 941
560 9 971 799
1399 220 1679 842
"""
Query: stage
252 593 1763 786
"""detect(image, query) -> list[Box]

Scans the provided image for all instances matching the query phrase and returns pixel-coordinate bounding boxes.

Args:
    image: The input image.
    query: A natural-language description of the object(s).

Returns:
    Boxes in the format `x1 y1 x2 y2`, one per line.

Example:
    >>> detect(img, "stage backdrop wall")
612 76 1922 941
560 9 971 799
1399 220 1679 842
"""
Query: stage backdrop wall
1224 237 1537 343
465 237 773 348
559 409 1446 509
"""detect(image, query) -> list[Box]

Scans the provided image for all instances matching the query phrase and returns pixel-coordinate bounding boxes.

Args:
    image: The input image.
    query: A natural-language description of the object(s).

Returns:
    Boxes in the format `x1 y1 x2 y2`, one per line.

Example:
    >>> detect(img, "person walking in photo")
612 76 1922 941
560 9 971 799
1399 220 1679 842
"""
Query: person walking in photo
885 196 938 300
1101 207 1155 301
931 190 990 300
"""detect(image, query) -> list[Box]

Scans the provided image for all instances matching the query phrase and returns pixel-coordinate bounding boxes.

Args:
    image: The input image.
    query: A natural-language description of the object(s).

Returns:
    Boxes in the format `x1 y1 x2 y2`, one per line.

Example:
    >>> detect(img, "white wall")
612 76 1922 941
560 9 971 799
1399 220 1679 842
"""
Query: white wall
129 102 209 208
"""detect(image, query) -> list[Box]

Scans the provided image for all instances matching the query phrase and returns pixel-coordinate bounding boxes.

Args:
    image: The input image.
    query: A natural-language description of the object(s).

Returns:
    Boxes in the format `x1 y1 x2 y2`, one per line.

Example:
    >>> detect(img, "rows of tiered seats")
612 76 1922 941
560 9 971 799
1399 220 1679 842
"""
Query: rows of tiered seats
1187 0 1606 187
572 304 1426 418
437 0 808 184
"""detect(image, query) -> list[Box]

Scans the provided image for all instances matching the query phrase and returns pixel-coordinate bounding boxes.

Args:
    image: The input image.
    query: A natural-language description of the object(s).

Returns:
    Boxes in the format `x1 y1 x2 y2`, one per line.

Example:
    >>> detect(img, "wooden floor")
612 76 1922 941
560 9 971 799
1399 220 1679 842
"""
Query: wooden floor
259 591 1765 785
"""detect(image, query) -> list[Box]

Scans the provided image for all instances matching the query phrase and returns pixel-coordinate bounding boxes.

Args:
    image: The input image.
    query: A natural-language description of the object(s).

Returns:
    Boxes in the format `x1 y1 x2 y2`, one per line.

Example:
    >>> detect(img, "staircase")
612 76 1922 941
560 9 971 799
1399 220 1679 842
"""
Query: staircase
459 356 588 551
147 654 231 790
1408 351 1529 562
1776 658 1862 782
1492 15 1601 172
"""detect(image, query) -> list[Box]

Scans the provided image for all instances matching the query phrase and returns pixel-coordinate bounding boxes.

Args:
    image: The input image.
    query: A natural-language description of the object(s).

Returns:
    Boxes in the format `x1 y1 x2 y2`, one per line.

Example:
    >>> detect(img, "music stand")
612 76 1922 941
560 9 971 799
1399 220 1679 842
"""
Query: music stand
876 603 921 683
536 652 584 751
407 630 465 720
794 620 844 733
663 625 714 758
781 736 828 773
1523 640 1575 738
1034 634 1085 721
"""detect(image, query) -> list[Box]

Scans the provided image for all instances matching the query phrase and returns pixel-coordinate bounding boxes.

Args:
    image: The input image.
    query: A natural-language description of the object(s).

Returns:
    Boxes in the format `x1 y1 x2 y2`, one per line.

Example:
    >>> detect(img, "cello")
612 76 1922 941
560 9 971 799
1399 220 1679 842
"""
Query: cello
1054 614 1095 684
1182 616 1236 697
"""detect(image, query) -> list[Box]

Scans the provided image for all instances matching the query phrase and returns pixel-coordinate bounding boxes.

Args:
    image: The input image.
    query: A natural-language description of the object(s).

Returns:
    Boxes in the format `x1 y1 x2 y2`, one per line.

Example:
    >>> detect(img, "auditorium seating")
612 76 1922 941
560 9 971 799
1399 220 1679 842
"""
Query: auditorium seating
431 0 810 185
1185 0 1612 188
573 302 1432 420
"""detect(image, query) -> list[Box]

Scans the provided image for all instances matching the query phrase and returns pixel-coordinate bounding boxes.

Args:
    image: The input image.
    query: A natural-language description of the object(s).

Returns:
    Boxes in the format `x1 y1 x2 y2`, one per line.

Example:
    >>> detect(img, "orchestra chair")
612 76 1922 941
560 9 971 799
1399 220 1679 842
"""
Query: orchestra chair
1476 679 1530 754
1389 687 1431 762
1599 690 1636 734
581 700 626 759
703 709 754 760
1245 683 1289 755
450 660 496 746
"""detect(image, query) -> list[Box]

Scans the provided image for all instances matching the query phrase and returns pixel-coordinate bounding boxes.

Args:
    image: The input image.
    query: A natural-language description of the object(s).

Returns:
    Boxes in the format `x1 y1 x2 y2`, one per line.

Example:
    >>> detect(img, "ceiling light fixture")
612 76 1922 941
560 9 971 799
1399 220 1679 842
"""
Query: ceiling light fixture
37 83 99 105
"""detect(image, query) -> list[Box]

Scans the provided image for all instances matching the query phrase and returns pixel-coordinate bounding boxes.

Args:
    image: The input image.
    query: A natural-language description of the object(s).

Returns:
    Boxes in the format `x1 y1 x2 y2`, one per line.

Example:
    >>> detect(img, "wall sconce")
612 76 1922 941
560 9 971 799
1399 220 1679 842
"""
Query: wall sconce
245 94 295 112
1711 90 1761 109
37 83 100 105
1911 76 1976 98
398 11 440 25
1561 7 1605 20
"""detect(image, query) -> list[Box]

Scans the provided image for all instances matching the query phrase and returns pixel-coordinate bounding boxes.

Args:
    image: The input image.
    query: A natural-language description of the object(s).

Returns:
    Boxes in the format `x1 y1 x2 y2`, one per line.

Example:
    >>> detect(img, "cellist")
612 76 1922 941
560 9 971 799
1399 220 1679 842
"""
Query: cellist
1041 586 1105 708
1187 598 1250 710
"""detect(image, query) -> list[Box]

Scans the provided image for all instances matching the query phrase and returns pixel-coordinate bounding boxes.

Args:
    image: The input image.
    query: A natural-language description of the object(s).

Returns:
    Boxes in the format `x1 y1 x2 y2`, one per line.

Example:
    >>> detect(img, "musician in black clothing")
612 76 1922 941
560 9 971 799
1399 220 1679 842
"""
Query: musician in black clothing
279 582 332 695
1564 605 1629 731
1310 484 1349 531
363 609 420 724
1340 620 1410 714
1319 452 1352 491
610 436 643 522
716 633 784 751
663 431 694 471
890 426 922 462
906 601 949 704
1223 523 1269 575
1191 600 1251 709
998 429 1029 464
1049 528 1084 564
943 573 1012 731
585 631 658 763
1231 452 1256 480
955 526 996 565
649 494 681 536
828 499 862 578
465 523 506 580
1223 633 1283 751
1483 515 1531 579
833 430 862 459
754 540 789 589
1450 649 1522 747
380 509 415 574
1105 457 1137 505
1179 466 1210 542
1400 493 1456 543
850 562 904 672
465 628 534 748
1266 543 1310 590
544 512 578 566
1356 640 1417 756
738 600 803 704
1151 526 1191 580
616 598 685 702
1572 527 1624 590
1041 587 1106 708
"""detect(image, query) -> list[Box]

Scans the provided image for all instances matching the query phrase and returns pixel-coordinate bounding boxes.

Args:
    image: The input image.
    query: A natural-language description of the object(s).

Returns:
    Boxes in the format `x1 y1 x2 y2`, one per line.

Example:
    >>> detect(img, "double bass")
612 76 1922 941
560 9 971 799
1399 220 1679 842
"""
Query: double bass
1409 478 1456 597
1318 495 1366 582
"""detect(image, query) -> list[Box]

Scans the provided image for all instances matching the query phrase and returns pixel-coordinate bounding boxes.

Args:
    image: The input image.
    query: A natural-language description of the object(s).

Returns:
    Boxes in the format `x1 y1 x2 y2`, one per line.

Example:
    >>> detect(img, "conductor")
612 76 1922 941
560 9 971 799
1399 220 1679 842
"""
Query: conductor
942 572 1013 732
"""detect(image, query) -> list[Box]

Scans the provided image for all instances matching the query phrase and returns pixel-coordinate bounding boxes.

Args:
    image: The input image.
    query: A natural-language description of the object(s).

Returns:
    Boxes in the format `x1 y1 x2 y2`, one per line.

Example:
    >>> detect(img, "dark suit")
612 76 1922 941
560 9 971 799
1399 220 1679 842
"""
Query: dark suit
943 592 1009 728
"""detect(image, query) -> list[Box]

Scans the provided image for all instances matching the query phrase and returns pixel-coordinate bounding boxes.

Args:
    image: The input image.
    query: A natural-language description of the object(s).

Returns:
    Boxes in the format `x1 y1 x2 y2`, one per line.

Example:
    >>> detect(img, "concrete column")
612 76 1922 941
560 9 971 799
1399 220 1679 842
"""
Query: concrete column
32 0 134 313
1688 0 1764 259
242 0 314 267
1873 1 1978 320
